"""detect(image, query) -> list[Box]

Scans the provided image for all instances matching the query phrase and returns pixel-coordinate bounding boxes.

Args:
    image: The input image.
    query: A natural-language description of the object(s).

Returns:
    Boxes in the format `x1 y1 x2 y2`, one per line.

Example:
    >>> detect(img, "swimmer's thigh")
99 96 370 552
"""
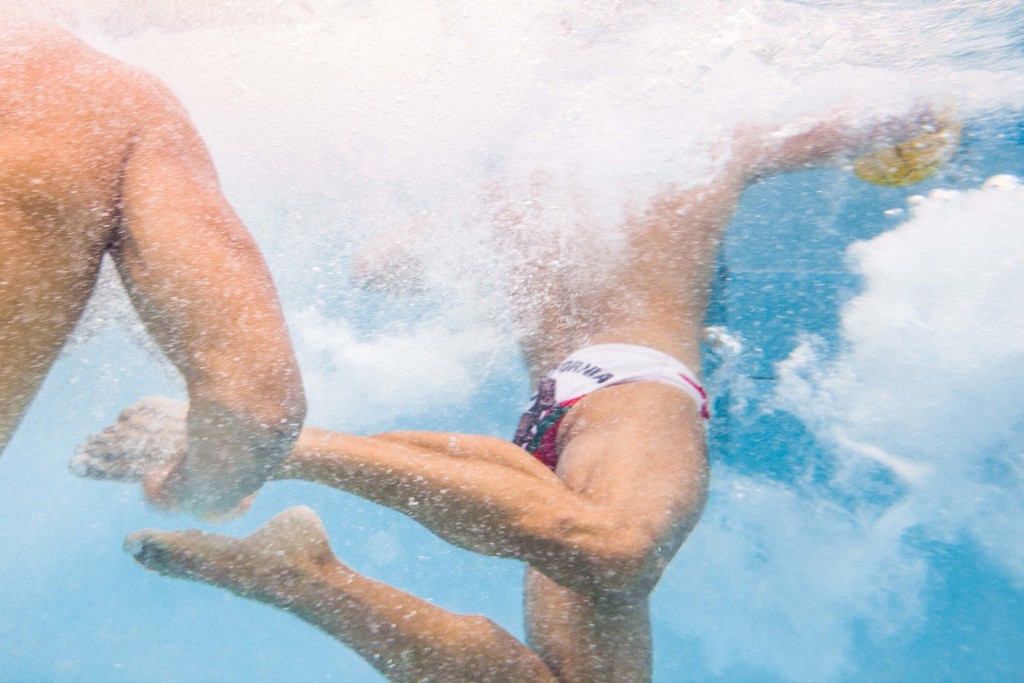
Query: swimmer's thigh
521 383 707 681
0 221 104 451
555 381 710 568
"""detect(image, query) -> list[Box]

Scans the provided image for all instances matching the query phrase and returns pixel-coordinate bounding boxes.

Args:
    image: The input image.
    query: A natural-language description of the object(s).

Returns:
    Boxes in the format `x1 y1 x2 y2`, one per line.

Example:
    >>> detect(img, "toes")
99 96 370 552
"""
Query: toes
125 530 196 576
71 420 183 484
68 453 127 481
70 439 150 480
125 529 215 579
123 511 334 610
69 447 145 482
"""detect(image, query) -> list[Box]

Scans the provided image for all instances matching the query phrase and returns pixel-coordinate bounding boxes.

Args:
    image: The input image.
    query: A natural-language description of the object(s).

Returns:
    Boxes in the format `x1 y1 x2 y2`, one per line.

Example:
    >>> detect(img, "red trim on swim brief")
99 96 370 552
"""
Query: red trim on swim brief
532 396 584 471
677 372 711 419
526 373 708 471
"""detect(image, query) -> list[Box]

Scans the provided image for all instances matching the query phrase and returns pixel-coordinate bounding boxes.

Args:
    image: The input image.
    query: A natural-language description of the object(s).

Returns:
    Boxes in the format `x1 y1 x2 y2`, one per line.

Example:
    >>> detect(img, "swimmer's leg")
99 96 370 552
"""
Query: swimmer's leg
0 216 105 453
77 385 707 602
274 388 708 611
524 565 652 683
127 506 557 683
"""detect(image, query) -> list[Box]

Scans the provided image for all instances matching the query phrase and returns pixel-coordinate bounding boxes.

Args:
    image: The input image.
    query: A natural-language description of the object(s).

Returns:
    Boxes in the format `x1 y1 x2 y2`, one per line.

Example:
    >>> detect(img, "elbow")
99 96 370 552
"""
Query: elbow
272 364 307 435
265 391 306 443
189 364 307 439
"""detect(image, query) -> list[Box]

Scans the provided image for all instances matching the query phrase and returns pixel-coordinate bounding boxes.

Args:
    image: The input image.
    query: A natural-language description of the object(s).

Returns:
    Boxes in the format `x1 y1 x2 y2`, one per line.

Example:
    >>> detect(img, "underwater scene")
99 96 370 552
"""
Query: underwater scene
1 1 1023 681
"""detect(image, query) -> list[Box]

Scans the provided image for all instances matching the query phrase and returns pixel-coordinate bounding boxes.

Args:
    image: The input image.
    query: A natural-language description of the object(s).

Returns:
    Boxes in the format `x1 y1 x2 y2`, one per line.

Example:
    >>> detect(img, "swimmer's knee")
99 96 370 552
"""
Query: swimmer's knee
605 535 664 595
531 501 670 597
570 524 667 599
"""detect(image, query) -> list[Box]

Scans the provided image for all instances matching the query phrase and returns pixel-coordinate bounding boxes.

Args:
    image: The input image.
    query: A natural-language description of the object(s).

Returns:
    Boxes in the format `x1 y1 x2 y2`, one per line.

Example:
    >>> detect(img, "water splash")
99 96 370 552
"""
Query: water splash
3 3 1023 681
649 176 1024 680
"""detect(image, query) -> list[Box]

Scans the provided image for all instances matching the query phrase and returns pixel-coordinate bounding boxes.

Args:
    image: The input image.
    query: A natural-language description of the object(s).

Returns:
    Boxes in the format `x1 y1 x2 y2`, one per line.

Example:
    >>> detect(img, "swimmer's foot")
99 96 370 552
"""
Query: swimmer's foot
125 506 337 609
70 396 187 482
129 507 560 683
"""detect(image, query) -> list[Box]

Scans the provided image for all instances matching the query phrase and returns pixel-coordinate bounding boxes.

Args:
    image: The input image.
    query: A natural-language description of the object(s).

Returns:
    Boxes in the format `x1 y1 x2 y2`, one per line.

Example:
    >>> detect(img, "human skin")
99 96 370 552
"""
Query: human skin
82 110 934 680
0 18 306 516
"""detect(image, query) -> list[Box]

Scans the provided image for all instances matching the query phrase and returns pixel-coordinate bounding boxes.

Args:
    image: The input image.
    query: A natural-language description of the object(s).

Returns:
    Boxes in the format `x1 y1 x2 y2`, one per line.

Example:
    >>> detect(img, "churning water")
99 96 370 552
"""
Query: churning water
1 2 1023 681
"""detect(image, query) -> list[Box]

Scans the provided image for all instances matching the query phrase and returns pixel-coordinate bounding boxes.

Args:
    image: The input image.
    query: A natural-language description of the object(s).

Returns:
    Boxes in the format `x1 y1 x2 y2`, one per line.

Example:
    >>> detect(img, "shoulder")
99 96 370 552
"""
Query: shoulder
0 20 182 128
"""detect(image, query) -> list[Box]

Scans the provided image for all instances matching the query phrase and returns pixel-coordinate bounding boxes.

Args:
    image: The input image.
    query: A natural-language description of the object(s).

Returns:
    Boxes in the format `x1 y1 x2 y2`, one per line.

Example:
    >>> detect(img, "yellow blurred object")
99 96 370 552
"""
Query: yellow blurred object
853 122 962 187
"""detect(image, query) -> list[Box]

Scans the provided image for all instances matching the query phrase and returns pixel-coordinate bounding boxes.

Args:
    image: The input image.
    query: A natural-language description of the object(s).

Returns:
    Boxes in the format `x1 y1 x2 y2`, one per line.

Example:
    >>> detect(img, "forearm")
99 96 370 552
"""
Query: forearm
735 106 937 181
120 222 307 514
114 95 307 512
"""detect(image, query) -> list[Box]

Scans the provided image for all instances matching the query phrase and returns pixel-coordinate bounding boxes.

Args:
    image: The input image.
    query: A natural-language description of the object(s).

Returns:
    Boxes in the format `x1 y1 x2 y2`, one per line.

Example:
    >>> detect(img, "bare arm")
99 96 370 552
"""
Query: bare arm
731 106 939 184
112 76 305 516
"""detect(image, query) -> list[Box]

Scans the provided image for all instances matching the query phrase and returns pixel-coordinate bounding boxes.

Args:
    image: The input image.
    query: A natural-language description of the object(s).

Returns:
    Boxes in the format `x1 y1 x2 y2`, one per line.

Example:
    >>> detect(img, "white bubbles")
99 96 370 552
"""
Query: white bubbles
36 3 1024 363
47 1 1024 241
11 3 1022 680
984 173 1022 190
291 306 515 431
774 175 1024 591
654 176 1024 681
661 468 930 682
805 178 1024 461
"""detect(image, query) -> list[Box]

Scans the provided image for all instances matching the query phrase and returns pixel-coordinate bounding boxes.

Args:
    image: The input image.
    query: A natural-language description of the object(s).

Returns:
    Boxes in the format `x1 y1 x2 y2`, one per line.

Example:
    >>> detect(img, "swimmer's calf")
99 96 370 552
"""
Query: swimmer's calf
126 506 559 683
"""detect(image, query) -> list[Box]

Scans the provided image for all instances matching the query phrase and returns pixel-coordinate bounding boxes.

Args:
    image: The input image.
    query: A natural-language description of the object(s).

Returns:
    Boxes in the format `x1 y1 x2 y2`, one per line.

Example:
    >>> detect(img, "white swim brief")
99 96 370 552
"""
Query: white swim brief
512 343 709 469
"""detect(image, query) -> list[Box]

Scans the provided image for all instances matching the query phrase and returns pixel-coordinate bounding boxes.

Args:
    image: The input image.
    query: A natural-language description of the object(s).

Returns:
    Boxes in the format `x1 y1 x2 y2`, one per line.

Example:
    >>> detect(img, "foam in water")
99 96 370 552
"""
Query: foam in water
662 175 1024 681
65 1 1024 431
776 175 1024 578
2 2 1023 681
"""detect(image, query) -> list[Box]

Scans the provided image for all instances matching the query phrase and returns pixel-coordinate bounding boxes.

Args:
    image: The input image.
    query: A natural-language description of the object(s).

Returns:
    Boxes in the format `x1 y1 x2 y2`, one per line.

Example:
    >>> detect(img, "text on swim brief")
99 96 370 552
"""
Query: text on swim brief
555 360 614 384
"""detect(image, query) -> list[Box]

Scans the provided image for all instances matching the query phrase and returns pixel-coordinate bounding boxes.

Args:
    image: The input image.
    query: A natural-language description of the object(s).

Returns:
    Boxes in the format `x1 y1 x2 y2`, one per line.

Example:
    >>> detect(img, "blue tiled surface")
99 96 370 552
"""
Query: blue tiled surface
691 119 1024 681
713 270 859 378
706 117 1024 481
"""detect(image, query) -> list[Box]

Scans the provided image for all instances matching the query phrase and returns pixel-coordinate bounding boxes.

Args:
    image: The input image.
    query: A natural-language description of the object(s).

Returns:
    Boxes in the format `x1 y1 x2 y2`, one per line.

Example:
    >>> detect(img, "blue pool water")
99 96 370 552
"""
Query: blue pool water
2 3 1024 681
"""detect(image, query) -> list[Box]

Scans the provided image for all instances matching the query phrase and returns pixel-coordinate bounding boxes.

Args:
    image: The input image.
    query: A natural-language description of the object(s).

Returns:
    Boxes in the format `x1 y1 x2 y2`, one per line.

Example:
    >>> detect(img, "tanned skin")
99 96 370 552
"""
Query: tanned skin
78 61 933 682
0 19 305 517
